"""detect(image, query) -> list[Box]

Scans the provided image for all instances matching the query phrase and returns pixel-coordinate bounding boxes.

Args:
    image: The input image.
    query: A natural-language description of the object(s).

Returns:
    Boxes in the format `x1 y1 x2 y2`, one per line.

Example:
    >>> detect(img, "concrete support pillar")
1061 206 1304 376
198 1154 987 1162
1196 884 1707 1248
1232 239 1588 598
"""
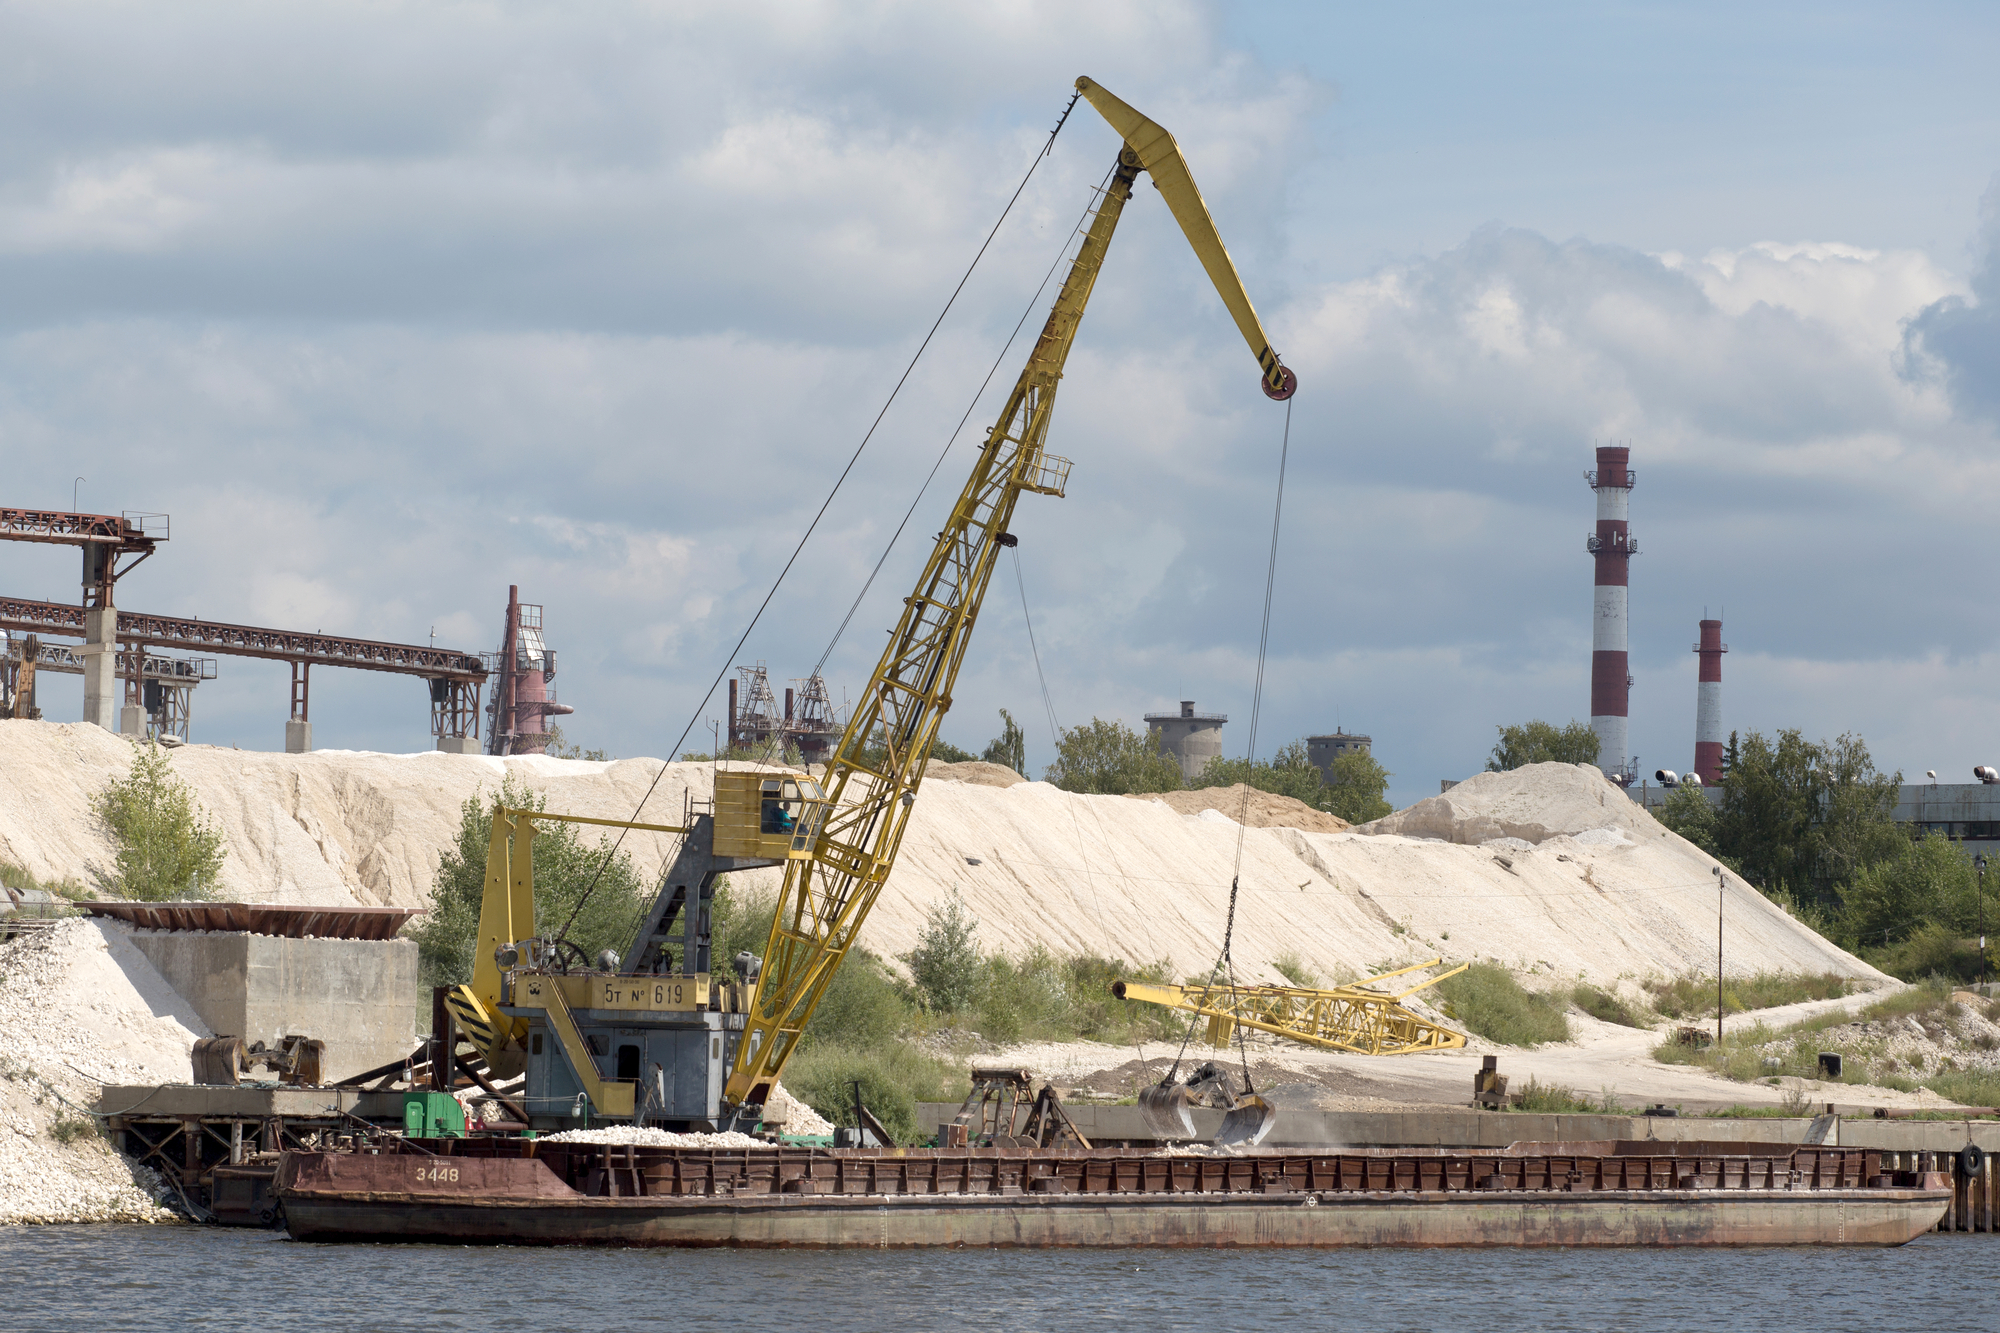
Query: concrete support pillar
80 608 118 730
119 704 147 737
285 720 312 754
436 736 480 755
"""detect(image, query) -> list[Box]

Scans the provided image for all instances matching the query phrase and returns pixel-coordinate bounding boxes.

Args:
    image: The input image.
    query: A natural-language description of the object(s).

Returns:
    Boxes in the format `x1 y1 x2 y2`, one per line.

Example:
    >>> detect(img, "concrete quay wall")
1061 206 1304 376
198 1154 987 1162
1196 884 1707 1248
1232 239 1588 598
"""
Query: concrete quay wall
125 931 417 1082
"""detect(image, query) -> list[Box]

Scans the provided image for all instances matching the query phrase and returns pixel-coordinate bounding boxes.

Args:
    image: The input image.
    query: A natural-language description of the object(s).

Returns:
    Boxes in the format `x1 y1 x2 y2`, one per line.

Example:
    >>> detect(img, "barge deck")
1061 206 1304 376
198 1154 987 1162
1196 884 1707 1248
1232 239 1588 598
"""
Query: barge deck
276 1139 1950 1247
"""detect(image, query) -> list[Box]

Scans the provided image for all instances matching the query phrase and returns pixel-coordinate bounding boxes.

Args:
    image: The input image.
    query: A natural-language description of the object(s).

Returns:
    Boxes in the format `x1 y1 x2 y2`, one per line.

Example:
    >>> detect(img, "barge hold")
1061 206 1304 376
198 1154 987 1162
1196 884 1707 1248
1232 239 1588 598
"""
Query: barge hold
277 1139 1950 1247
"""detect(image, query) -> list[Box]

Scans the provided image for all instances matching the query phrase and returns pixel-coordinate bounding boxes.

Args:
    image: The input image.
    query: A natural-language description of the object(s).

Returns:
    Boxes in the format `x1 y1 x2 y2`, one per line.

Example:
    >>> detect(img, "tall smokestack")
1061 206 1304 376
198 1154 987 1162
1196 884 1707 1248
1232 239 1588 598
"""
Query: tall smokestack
1694 618 1726 785
1587 446 1638 782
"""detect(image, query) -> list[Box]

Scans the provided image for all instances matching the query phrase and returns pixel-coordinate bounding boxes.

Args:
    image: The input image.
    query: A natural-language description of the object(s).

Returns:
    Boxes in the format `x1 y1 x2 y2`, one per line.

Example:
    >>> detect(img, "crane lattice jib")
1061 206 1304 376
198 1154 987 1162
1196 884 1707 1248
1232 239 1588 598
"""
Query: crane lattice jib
1112 960 1472 1057
725 81 1293 1109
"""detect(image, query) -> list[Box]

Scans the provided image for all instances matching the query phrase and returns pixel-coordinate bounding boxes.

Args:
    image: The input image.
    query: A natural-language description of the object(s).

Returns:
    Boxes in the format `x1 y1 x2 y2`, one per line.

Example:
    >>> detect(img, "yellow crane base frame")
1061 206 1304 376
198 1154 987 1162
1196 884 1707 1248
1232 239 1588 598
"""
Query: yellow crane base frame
1113 959 1471 1057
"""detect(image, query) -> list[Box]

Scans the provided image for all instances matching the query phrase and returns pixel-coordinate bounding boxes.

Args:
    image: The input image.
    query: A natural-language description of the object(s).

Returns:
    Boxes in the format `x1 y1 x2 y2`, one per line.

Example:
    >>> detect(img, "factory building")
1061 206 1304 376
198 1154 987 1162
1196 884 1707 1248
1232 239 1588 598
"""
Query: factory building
1307 731 1372 784
1637 769 2000 862
1146 701 1226 783
1586 445 1638 785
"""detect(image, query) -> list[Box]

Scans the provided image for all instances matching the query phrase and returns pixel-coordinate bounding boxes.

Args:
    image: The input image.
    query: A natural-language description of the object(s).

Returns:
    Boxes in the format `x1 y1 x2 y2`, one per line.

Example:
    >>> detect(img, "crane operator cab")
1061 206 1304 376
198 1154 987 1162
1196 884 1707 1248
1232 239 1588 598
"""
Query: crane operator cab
714 772 827 860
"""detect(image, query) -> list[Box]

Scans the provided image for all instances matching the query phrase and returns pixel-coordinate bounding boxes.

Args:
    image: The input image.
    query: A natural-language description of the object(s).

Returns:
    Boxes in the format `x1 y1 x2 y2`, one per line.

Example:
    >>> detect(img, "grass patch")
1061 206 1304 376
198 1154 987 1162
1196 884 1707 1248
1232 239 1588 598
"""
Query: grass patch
1643 971 1857 1020
972 949 1185 1047
0 861 91 904
50 1114 99 1146
1857 975 1960 1023
1434 964 1570 1046
1571 984 1650 1028
1271 950 1321 989
782 1042 965 1146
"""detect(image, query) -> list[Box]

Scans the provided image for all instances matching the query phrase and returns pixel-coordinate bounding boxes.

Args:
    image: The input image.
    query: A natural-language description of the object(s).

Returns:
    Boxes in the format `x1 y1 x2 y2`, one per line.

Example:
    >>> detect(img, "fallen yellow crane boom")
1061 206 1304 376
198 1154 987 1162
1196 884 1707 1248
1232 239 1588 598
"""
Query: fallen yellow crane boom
1112 959 1470 1056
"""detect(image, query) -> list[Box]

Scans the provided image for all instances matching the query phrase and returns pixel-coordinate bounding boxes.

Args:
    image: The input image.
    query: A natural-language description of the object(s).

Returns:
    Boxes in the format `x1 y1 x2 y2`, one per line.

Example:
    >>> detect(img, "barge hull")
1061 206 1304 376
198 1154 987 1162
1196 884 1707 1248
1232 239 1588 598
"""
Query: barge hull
277 1153 1946 1247
281 1187 1946 1248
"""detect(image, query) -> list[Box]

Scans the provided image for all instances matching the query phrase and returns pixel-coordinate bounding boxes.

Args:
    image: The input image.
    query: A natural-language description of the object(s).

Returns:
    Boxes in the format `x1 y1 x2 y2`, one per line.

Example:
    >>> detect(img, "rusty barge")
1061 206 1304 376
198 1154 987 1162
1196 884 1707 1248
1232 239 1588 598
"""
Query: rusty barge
276 1138 1950 1247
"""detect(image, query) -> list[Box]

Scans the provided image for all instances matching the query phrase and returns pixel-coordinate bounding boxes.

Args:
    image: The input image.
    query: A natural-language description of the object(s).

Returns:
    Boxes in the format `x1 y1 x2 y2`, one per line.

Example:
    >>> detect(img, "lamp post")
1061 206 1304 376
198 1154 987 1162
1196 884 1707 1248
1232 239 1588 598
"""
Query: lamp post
1976 854 1989 990
1714 864 1725 1049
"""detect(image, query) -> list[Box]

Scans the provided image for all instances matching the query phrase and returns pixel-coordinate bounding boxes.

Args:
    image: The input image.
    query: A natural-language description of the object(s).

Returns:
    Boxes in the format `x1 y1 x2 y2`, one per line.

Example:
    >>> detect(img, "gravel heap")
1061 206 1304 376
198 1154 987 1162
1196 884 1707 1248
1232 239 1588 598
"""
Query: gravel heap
1740 994 2000 1090
542 1126 767 1148
1127 784 1352 835
0 919 200 1224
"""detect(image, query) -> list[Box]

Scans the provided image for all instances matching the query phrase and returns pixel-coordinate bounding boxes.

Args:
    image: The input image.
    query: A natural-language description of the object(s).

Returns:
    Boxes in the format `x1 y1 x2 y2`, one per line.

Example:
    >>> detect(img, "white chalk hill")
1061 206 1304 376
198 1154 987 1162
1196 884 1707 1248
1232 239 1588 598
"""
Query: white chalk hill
0 722 1881 987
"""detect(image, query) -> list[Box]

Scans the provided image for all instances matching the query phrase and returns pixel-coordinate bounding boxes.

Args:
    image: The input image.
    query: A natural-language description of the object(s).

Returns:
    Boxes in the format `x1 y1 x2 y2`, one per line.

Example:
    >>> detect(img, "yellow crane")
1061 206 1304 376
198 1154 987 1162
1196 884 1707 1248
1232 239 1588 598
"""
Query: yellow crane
1113 959 1470 1056
725 77 1297 1110
447 79 1305 1134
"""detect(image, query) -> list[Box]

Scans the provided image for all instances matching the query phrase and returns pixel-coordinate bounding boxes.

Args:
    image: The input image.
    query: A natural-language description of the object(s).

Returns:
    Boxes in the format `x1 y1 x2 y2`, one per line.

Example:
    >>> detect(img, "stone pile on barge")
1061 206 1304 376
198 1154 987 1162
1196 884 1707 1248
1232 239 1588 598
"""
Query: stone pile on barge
275 1138 1951 1247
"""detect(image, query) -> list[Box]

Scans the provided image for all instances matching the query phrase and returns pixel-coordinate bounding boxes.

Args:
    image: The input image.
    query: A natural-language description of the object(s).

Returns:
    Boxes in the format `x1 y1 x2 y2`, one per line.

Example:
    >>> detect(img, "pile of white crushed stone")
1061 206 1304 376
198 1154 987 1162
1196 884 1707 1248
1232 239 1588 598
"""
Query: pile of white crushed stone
0 918 204 1224
0 723 1889 992
542 1127 766 1148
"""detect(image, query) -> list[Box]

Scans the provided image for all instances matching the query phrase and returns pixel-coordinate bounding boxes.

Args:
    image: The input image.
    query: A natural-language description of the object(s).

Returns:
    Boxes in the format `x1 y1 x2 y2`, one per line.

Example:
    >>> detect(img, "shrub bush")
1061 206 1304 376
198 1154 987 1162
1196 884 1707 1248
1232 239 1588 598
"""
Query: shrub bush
409 775 648 989
905 889 982 1014
1272 950 1321 989
92 741 226 900
782 1041 964 1145
1434 964 1570 1046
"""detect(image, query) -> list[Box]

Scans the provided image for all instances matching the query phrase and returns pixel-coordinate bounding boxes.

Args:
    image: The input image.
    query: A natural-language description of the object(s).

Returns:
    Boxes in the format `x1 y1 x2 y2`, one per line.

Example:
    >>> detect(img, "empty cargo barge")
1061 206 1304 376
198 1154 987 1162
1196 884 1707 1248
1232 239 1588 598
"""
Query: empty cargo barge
276 1139 1951 1247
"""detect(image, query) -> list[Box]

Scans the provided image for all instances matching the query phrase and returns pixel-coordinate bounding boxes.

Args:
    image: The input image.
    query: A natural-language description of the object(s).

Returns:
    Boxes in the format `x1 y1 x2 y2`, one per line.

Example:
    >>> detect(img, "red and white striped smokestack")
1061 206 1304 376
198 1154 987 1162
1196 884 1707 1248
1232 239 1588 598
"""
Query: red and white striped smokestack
1587 446 1638 781
1694 618 1726 785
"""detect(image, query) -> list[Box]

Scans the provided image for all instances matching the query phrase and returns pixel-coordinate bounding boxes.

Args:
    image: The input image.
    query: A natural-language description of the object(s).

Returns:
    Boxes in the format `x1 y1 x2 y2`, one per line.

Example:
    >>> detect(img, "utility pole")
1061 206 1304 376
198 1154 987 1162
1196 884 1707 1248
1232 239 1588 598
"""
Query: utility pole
1714 864 1725 1049
1977 854 1989 990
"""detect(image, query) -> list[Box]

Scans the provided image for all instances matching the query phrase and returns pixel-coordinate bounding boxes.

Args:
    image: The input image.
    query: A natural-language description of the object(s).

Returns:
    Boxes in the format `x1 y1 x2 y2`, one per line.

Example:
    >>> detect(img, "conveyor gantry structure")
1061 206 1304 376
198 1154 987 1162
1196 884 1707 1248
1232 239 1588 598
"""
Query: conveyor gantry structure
0 594 487 752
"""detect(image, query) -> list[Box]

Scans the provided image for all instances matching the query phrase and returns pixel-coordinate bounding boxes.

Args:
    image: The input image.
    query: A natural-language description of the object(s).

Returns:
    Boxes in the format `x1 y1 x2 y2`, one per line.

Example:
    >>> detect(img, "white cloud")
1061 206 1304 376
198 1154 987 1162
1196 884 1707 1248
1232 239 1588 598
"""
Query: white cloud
2 2 1998 810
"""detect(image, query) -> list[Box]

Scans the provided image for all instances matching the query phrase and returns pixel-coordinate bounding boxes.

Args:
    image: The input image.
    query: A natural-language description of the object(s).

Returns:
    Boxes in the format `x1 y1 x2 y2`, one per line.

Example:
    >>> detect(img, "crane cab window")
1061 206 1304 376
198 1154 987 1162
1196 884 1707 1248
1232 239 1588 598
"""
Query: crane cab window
759 780 797 834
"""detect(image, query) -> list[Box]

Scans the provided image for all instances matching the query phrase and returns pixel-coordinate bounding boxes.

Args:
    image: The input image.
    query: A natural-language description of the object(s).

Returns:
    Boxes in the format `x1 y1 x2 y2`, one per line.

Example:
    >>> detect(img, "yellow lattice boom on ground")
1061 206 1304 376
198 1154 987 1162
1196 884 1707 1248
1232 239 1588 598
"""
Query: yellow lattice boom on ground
1112 959 1471 1056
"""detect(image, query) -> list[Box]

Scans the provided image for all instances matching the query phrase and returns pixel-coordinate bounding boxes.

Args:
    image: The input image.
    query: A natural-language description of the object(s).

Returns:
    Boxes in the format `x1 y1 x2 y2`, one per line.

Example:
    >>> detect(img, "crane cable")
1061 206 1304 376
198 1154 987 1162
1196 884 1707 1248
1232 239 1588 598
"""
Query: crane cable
552 90 1082 944
1163 392 1294 1094
739 163 1113 771
808 162 1116 683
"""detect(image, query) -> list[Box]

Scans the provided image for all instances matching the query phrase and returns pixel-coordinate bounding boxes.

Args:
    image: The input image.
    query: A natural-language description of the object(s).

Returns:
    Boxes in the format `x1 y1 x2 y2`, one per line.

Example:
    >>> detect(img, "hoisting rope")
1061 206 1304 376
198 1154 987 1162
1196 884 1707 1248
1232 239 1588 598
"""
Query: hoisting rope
808 161 1115 685
552 91 1082 945
1163 392 1294 1095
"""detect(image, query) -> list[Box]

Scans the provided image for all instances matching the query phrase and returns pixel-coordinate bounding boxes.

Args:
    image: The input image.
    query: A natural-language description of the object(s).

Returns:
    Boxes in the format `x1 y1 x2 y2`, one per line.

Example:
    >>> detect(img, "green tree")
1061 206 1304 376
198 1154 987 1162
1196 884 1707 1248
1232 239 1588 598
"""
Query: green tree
1044 717 1184 794
1487 719 1601 771
1322 748 1394 824
1196 739 1392 823
92 741 226 900
981 708 1026 775
1841 832 1991 949
929 739 977 763
904 888 982 1013
409 774 651 989
1656 782 1720 855
1709 729 1902 905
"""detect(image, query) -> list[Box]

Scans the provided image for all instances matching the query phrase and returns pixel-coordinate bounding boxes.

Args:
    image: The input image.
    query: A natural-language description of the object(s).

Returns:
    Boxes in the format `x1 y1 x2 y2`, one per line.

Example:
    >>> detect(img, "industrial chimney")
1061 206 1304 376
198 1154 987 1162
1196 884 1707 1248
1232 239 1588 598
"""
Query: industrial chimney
1693 618 1726 786
1586 446 1638 783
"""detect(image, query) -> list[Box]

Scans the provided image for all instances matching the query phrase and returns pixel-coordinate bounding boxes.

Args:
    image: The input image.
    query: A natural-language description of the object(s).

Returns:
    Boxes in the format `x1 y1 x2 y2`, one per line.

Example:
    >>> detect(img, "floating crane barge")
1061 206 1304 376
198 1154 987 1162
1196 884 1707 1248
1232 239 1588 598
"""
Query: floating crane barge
277 1139 1950 1247
268 79 1955 1250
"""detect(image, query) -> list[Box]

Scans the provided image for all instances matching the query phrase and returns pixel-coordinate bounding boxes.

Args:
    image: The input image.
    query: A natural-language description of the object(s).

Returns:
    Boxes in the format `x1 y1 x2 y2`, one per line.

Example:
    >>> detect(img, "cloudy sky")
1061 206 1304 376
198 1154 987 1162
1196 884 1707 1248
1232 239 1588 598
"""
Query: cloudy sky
4 1 1998 808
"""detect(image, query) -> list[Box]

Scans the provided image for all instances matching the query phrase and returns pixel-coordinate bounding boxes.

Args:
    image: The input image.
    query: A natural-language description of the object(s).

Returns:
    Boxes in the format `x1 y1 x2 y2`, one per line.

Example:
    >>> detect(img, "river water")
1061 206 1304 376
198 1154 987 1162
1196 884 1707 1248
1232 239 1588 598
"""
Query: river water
4 1225 1996 1332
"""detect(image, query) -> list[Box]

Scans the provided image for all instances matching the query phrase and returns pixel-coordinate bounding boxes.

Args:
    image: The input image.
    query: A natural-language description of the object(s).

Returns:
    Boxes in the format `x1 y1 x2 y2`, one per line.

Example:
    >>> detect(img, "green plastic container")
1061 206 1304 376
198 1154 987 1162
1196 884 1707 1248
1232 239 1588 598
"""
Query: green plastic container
402 1090 467 1138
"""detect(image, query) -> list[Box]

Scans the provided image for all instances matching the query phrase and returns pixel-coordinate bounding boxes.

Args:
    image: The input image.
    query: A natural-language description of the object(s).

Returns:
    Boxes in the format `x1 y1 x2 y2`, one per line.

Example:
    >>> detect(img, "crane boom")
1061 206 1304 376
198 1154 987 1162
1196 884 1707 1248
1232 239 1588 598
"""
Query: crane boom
725 79 1293 1109
1073 78 1297 402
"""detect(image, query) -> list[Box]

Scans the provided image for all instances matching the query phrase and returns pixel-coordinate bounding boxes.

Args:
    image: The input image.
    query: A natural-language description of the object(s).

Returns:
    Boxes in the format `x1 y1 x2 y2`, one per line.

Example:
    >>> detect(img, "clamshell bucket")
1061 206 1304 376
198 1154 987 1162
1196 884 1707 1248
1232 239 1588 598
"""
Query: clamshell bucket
1137 1082 1201 1140
1213 1092 1278 1149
